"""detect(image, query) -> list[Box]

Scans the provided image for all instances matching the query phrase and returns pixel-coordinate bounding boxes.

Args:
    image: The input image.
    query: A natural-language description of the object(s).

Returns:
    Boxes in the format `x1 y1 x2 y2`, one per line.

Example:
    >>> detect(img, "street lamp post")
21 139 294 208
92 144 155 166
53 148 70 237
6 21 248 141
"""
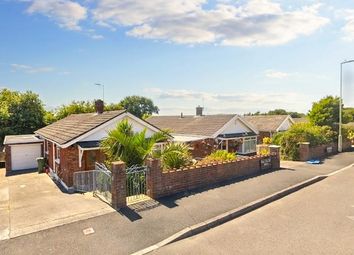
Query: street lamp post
95 83 105 102
338 60 354 152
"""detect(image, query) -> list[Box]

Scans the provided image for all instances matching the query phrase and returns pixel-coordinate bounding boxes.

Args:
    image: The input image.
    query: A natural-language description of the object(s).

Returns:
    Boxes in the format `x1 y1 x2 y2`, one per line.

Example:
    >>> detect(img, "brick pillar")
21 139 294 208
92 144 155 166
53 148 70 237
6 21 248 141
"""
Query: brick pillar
111 161 127 209
5 145 12 175
146 158 162 199
298 142 310 161
269 145 280 169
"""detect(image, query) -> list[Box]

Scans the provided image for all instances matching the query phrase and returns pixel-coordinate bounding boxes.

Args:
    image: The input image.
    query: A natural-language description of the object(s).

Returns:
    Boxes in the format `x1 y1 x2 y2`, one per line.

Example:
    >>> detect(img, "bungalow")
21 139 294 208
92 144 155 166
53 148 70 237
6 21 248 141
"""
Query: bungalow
243 115 294 143
147 107 259 158
33 100 162 190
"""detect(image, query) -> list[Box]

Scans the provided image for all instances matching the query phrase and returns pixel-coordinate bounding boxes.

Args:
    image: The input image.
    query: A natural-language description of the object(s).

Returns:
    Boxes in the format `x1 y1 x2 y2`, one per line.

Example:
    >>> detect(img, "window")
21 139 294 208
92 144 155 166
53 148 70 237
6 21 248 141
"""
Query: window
238 137 257 154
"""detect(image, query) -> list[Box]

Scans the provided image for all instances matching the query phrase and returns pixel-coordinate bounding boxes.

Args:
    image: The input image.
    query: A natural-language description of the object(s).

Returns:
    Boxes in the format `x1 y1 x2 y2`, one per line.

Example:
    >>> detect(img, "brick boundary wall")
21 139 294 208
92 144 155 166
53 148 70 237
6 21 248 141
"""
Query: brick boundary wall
5 145 11 174
298 140 352 161
146 148 280 199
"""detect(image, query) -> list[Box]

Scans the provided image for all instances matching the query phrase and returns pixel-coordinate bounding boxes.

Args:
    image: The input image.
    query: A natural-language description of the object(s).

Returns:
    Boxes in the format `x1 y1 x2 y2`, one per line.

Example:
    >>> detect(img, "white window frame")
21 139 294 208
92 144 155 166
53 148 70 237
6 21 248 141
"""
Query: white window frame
238 137 257 154
44 140 49 155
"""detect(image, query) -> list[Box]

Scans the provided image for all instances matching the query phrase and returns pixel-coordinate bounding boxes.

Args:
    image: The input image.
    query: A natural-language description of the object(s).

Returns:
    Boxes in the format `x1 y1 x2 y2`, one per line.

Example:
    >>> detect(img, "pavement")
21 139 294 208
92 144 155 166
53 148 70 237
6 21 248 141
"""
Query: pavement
152 161 354 254
0 151 354 255
0 170 114 240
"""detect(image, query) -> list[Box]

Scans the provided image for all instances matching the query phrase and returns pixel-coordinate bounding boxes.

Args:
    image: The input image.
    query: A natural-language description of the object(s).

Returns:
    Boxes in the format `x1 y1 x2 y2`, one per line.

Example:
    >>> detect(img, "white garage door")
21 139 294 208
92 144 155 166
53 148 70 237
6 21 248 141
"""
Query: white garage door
11 144 42 171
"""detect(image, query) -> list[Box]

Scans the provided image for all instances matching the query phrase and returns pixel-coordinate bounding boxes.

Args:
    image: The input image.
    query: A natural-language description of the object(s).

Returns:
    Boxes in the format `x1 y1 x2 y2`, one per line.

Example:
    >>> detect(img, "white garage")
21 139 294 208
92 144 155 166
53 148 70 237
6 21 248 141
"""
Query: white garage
4 135 43 172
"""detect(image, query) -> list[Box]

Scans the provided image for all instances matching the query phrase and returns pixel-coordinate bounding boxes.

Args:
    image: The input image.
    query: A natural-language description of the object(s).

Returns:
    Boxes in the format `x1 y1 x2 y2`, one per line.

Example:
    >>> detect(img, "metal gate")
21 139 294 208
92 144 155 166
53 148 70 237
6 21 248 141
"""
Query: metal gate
73 163 112 204
126 165 148 204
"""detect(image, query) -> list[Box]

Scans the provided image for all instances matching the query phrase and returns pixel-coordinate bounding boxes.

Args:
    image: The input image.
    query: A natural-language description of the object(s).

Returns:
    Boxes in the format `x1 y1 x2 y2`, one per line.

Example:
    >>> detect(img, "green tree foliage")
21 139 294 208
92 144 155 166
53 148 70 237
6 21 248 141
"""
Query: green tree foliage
245 109 305 118
154 143 192 170
0 89 45 143
119 96 159 118
272 123 336 160
343 107 354 123
308 96 352 128
100 120 169 167
54 100 123 120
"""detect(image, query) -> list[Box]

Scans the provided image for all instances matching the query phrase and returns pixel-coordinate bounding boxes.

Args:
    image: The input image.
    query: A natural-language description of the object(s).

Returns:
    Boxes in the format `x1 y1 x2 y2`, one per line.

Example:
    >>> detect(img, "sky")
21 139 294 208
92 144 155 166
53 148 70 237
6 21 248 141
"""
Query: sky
1 0 354 115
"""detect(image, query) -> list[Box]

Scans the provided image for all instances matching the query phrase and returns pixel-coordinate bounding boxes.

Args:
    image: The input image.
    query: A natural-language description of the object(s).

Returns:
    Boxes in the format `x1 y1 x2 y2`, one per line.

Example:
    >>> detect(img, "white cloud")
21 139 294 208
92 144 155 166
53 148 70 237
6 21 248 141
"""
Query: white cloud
145 87 313 114
92 0 329 46
264 69 290 79
11 64 54 74
27 0 87 31
338 9 354 41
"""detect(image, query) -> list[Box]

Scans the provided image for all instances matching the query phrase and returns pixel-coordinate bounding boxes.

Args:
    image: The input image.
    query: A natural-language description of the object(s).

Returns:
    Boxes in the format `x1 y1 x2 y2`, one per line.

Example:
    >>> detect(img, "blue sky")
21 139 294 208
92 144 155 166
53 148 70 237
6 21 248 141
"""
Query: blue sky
1 0 354 115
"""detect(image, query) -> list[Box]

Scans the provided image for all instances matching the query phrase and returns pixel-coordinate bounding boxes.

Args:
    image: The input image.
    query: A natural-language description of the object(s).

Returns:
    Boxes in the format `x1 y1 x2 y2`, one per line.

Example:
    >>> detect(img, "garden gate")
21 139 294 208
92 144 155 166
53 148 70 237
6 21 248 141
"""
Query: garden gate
126 165 148 204
73 162 112 204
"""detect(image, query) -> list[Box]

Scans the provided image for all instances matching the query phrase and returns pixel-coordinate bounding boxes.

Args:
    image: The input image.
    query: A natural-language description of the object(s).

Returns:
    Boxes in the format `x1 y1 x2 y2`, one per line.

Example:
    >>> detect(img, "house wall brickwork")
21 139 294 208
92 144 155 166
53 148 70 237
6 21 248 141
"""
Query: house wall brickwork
146 153 280 199
188 138 217 158
298 140 352 161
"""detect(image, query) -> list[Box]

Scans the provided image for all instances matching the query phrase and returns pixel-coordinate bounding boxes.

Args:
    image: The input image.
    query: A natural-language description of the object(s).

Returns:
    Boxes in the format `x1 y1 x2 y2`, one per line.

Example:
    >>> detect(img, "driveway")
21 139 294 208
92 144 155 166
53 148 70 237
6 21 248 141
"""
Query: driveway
0 169 114 240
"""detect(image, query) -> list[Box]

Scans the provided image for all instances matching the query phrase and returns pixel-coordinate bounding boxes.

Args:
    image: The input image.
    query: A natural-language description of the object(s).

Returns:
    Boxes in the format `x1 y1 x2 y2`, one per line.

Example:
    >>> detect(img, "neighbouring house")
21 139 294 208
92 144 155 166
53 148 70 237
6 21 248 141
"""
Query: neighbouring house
147 106 259 157
4 100 163 191
243 115 294 143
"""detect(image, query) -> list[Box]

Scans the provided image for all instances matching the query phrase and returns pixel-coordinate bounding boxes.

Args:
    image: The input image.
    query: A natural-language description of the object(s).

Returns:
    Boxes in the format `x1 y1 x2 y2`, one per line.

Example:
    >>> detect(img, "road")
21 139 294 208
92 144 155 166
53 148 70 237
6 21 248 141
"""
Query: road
152 164 354 255
0 151 354 255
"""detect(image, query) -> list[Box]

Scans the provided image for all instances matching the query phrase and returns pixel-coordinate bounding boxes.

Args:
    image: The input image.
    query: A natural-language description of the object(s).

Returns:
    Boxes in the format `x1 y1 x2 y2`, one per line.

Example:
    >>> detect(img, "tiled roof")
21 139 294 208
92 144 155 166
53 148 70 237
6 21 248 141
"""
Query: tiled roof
243 115 290 132
35 110 126 145
147 115 236 137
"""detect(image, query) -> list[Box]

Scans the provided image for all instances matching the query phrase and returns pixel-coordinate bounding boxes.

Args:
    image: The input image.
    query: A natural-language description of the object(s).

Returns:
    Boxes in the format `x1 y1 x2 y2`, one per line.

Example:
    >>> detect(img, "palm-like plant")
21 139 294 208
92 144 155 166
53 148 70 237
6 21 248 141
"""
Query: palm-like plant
101 120 170 167
154 142 192 170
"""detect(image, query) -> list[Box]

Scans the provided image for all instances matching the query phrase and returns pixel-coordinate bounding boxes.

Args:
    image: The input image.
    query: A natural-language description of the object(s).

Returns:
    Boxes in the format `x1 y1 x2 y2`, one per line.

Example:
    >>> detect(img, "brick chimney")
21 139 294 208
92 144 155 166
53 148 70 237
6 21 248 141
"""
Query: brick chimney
196 105 203 116
95 99 104 114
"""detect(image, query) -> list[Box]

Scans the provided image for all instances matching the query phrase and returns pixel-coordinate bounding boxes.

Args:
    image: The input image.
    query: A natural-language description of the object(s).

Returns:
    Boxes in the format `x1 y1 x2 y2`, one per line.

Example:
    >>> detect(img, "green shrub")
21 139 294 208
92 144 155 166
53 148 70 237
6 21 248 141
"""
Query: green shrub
262 137 272 145
155 143 192 170
200 150 236 164
272 123 335 160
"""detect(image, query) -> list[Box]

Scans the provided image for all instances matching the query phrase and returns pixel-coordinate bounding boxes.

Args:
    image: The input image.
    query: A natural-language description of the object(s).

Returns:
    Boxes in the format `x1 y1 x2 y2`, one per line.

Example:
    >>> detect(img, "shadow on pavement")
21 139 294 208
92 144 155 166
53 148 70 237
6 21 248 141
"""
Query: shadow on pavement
118 207 142 222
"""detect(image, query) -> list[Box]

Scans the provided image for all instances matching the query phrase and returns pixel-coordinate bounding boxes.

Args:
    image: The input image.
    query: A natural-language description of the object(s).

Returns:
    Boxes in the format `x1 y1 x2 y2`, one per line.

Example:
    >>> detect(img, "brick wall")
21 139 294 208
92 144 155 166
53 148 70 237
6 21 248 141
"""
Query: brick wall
146 153 280 199
5 145 11 174
298 140 352 161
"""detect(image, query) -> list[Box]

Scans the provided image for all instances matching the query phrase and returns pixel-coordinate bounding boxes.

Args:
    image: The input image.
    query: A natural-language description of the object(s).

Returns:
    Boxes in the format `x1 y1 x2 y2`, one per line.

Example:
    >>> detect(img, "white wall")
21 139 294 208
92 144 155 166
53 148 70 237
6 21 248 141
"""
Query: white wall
278 118 293 131
81 116 156 142
220 118 253 135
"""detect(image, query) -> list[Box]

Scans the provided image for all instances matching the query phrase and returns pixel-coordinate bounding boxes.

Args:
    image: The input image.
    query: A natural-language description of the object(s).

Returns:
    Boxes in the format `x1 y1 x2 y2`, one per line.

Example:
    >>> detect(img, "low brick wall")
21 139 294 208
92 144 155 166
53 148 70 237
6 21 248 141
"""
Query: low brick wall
146 153 280 199
298 140 352 161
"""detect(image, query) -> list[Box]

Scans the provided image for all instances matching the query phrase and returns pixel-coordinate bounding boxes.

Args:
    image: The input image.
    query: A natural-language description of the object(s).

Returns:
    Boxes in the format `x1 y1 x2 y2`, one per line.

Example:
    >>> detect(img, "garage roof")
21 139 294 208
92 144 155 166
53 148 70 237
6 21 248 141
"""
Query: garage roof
3 134 43 145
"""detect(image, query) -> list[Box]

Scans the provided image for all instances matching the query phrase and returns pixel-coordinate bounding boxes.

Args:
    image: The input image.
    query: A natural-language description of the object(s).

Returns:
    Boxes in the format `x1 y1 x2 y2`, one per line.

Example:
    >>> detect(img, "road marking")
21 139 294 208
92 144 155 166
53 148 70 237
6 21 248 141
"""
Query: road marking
83 227 95 235
19 185 26 188
347 216 354 221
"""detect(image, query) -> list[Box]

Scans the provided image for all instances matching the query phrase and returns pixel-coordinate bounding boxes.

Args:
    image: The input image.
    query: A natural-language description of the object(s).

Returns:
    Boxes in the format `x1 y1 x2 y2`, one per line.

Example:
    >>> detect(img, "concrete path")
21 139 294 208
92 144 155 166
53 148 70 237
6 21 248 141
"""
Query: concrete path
1 152 354 255
0 170 114 240
152 162 354 254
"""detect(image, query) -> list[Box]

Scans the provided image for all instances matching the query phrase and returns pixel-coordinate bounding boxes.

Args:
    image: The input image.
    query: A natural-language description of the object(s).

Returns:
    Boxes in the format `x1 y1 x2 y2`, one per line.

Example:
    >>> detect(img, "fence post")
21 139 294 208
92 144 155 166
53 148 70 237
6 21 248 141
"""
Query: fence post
111 161 127 210
146 158 162 199
269 145 281 169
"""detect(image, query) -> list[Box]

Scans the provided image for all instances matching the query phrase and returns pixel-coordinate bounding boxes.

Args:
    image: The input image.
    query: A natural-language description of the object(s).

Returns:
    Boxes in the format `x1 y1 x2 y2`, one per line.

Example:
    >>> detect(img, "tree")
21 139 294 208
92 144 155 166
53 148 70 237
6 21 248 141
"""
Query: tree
54 100 123 120
308 96 351 128
119 96 159 118
244 109 305 118
100 120 169 167
0 89 45 143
